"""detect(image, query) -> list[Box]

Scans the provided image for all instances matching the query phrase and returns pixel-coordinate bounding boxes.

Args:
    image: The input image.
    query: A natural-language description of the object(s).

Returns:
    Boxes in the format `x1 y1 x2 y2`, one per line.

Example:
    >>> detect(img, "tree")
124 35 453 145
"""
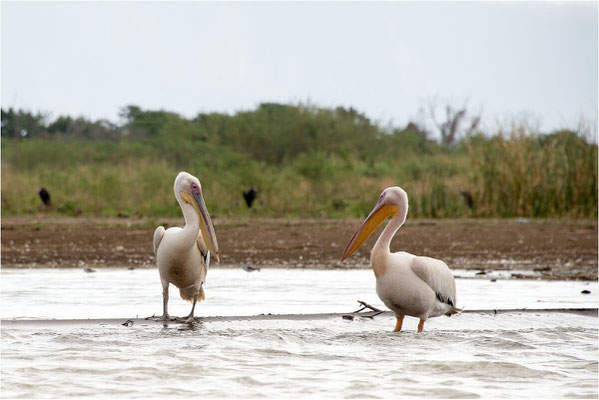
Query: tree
1 108 48 138
422 97 481 146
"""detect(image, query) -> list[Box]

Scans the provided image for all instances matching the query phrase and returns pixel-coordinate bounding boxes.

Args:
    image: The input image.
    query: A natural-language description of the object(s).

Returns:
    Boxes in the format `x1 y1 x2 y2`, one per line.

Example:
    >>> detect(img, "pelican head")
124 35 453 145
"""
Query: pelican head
174 171 220 261
340 186 408 262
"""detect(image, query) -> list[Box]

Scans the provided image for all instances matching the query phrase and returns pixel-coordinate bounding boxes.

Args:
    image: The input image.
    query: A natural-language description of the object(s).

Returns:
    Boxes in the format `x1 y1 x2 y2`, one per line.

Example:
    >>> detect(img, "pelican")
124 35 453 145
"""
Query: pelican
152 172 219 322
340 187 460 332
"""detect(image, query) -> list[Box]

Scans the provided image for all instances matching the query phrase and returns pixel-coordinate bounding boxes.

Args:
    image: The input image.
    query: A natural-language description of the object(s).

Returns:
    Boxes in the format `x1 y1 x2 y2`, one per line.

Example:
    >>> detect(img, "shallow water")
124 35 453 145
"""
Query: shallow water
2 268 598 398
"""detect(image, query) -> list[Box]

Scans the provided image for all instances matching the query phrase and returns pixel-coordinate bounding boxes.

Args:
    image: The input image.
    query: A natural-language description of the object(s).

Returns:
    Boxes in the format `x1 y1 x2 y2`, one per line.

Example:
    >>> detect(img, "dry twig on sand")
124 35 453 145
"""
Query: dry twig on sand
352 300 384 314
343 300 385 320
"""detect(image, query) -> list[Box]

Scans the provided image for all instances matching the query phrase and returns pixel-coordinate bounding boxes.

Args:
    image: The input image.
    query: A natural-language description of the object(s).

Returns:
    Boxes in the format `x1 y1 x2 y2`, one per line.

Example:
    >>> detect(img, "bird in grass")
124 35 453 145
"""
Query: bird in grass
39 187 52 207
152 172 219 323
459 189 473 209
340 186 461 332
243 187 257 208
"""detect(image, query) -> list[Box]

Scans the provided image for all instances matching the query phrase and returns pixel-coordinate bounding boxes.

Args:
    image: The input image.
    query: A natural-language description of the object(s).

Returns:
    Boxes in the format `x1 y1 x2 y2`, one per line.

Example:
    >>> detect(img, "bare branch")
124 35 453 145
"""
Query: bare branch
422 96 483 146
356 300 384 313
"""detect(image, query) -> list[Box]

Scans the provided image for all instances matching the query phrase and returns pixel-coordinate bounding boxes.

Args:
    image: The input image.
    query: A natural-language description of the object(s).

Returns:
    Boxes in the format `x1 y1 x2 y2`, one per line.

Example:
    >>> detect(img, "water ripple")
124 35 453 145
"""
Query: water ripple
2 269 598 398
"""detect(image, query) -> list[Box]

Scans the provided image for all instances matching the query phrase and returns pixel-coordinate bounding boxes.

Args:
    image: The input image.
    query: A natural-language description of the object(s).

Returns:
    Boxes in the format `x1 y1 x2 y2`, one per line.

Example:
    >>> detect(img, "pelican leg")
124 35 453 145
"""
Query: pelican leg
417 319 425 333
393 316 404 332
159 281 171 320
146 281 172 321
184 295 198 323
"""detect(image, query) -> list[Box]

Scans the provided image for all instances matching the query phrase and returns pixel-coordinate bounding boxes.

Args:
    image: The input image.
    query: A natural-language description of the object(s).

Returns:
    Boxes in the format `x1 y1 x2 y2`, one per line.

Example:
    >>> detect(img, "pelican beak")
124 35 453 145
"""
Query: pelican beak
180 190 220 262
340 200 397 262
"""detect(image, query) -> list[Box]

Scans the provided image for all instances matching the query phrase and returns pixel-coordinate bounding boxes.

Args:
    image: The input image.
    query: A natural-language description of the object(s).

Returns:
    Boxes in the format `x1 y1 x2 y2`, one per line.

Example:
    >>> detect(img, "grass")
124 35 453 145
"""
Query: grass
467 130 597 218
1 104 596 219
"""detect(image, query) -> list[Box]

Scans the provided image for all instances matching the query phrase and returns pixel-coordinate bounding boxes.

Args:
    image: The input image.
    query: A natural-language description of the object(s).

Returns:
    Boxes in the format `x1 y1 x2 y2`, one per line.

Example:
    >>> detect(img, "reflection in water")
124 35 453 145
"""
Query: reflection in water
175 320 204 332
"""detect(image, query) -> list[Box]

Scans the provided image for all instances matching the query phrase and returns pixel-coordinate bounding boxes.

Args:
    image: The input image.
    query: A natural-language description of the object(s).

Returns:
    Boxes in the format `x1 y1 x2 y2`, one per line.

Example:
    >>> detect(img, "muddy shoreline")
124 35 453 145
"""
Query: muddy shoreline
2 308 597 329
1 216 597 280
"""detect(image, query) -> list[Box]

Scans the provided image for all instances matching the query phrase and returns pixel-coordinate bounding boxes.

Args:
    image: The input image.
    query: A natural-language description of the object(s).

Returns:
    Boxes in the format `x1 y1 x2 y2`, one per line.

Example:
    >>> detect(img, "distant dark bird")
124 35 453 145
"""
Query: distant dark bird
243 187 258 208
459 190 473 209
39 187 52 206
241 263 260 272
82 265 96 273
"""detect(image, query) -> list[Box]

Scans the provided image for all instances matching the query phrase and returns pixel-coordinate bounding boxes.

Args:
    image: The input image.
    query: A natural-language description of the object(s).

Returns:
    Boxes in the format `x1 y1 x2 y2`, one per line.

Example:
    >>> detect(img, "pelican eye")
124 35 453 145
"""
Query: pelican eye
190 182 200 194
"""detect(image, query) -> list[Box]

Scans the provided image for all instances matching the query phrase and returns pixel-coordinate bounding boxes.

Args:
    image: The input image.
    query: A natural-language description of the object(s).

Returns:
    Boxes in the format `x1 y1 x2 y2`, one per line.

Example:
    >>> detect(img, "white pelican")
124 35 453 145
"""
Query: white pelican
152 172 219 322
340 186 460 332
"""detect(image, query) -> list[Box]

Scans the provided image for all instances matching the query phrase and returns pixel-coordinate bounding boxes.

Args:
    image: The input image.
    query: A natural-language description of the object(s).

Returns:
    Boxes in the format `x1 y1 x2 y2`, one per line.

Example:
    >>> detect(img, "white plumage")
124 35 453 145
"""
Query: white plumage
152 172 219 322
341 186 460 332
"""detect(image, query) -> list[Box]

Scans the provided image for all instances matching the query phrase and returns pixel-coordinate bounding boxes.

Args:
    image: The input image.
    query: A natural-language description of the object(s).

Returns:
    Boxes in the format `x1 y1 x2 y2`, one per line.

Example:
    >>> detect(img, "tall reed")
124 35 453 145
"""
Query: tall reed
467 129 597 217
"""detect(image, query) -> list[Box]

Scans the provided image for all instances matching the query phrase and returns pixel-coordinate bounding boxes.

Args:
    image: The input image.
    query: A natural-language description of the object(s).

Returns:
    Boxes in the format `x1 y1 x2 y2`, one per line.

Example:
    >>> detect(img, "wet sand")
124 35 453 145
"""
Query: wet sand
1 216 597 280
2 308 597 329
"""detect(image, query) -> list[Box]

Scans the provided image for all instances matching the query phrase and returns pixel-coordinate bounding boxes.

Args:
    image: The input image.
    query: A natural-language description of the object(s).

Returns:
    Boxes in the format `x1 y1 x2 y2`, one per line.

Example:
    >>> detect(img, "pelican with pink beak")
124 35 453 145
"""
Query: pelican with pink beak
340 186 460 332
152 172 219 322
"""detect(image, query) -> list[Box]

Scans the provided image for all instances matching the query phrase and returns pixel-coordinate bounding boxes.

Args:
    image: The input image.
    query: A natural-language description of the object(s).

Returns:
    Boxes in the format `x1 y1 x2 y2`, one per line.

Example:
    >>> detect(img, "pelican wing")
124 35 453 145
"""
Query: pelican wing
196 232 210 275
410 256 457 307
153 226 166 256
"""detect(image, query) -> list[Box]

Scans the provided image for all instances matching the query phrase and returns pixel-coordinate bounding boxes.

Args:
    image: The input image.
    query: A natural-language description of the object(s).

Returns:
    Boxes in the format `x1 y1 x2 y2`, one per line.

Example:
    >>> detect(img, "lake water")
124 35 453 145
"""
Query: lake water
1 268 597 398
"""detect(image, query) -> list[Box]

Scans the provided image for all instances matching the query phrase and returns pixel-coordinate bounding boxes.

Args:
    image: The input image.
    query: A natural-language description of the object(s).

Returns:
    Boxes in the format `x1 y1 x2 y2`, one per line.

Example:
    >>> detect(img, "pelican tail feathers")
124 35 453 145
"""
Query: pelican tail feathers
179 286 205 303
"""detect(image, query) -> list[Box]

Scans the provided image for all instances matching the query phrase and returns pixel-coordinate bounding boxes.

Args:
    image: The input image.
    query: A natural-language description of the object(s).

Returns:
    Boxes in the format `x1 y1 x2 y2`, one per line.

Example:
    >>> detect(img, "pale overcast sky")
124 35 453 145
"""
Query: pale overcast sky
1 1 597 134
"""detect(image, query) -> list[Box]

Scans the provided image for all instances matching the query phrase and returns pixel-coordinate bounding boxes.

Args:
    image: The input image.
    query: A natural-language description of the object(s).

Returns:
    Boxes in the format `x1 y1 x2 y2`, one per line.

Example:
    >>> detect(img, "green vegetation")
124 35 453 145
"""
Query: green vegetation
1 104 597 219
